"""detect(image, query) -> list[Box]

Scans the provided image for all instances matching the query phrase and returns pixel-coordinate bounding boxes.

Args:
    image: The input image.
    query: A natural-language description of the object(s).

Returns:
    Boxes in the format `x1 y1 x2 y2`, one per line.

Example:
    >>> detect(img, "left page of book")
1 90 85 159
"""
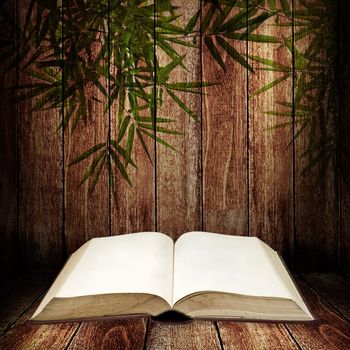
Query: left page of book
32 232 174 318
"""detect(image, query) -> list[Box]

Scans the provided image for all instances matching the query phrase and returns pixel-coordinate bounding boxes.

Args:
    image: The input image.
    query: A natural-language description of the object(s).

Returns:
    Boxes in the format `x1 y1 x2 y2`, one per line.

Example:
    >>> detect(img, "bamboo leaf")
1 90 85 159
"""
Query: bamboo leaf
140 129 177 151
110 148 132 186
136 129 153 163
139 123 183 135
268 0 276 11
248 12 276 31
126 124 135 165
166 89 198 121
249 55 291 71
220 7 257 32
88 154 106 194
117 115 130 143
68 143 105 166
137 116 175 123
164 36 197 47
108 157 115 193
216 36 253 72
184 9 200 34
224 32 280 43
211 3 235 33
204 36 226 71
37 17 50 47
79 150 105 186
280 0 291 15
157 55 185 84
202 4 217 33
253 74 290 95
110 139 136 168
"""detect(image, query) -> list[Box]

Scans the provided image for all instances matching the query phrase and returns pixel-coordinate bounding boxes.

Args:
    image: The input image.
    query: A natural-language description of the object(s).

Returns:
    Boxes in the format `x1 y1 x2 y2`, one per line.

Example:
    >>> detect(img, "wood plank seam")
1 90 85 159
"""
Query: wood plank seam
335 0 342 272
291 0 296 272
245 0 250 238
299 274 350 323
142 317 150 350
286 275 350 350
340 0 350 274
60 0 68 264
283 324 303 350
8 0 346 277
63 323 82 350
200 0 204 232
153 0 158 233
15 0 21 273
107 0 112 238
214 321 225 350
0 288 46 338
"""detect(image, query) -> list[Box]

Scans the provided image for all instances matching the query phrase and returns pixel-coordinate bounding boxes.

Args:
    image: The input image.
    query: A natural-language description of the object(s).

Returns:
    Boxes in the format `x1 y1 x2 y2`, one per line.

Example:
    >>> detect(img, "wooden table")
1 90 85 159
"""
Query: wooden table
0 274 349 349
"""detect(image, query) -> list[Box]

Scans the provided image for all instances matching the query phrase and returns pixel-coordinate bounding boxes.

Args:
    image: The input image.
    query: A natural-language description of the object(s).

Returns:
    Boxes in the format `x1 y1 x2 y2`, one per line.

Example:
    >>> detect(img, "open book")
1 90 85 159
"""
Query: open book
31 232 314 322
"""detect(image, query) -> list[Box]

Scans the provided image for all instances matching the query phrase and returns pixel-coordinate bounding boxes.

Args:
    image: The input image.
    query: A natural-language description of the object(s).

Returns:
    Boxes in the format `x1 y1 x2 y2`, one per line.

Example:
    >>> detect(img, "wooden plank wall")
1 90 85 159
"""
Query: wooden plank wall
341 0 350 275
248 2 293 265
157 0 202 239
1 0 348 273
64 2 110 255
1 273 350 349
17 0 64 271
202 4 248 237
294 0 339 272
0 0 18 281
111 0 156 238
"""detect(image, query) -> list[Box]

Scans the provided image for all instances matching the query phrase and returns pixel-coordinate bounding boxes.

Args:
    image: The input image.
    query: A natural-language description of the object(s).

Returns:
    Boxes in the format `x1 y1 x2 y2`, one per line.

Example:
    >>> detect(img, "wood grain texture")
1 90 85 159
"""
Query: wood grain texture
0 274 79 350
110 126 155 235
156 1 202 239
110 1 155 236
64 105 109 254
172 0 200 33
287 276 350 350
302 273 350 321
340 0 350 274
146 320 221 350
18 0 63 271
0 274 52 336
0 0 18 281
202 5 248 236
67 319 147 350
248 5 293 262
294 0 338 271
217 322 298 350
0 306 78 350
64 22 109 255
1 273 350 349
6 1 346 272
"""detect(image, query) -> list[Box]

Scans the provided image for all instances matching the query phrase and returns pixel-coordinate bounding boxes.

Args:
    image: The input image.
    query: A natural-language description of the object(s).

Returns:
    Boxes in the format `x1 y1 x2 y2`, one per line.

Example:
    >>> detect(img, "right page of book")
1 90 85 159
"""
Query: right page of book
173 232 305 310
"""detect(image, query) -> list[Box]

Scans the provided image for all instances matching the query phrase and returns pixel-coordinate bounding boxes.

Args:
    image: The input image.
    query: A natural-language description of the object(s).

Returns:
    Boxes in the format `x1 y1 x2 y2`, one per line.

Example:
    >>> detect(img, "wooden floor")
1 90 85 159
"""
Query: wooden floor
0 273 349 350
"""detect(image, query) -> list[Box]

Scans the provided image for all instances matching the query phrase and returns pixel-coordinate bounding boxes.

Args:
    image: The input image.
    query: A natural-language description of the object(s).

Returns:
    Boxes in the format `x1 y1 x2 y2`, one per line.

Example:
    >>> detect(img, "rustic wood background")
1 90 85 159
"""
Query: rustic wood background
1 273 350 350
0 0 349 279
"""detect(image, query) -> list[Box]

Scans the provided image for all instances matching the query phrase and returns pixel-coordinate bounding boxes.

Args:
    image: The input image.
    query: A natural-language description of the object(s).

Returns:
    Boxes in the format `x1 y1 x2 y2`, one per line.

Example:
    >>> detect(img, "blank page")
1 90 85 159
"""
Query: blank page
33 232 174 318
173 232 292 304
58 233 174 302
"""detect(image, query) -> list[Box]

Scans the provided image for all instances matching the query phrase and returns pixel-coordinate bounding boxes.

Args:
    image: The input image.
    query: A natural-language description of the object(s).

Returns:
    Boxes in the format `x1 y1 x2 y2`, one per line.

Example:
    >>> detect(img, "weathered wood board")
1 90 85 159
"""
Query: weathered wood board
248 2 294 264
17 0 63 271
0 0 18 280
202 4 248 236
0 0 346 273
156 0 202 239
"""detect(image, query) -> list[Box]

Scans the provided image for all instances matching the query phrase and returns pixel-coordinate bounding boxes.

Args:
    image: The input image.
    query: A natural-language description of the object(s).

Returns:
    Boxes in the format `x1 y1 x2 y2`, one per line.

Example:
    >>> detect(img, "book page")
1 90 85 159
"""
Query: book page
33 232 174 318
173 232 293 304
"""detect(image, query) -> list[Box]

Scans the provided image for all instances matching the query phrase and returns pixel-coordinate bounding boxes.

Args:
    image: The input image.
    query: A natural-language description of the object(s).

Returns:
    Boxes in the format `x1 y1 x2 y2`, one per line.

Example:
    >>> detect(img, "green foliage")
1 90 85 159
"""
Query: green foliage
0 0 340 191
253 0 339 176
